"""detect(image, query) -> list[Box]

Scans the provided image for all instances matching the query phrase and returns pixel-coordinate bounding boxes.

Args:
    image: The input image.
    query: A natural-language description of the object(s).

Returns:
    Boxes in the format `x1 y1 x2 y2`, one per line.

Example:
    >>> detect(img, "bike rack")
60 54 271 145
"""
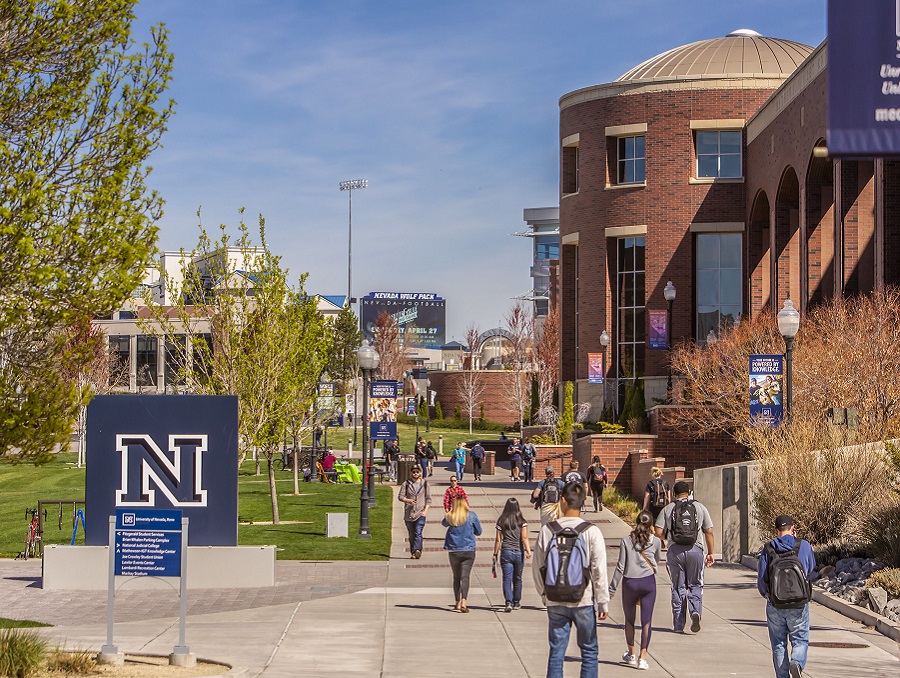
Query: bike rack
37 499 86 556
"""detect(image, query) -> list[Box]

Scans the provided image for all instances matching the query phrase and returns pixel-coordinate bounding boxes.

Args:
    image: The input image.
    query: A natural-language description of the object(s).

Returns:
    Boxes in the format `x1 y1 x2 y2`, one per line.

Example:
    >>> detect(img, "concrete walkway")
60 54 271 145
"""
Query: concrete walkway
4 466 899 677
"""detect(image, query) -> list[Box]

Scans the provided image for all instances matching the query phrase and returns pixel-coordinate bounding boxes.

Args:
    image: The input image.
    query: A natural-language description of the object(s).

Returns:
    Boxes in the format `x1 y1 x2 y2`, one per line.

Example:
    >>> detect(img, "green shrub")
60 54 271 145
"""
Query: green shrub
47 648 95 674
0 629 47 678
435 401 443 421
531 433 555 444
479 403 485 423
618 380 648 432
859 502 900 567
585 421 625 434
866 567 900 597
453 405 461 420
556 382 574 443
603 486 640 524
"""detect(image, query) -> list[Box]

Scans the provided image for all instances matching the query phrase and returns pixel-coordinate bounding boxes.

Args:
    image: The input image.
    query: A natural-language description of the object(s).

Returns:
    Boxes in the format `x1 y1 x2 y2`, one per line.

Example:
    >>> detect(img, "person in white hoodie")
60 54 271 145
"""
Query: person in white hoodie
533 482 609 678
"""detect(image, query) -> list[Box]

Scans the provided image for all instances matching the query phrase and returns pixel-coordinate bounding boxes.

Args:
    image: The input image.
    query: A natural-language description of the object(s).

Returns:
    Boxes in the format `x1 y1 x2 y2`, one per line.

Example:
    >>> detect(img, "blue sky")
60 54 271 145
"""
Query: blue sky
134 0 826 341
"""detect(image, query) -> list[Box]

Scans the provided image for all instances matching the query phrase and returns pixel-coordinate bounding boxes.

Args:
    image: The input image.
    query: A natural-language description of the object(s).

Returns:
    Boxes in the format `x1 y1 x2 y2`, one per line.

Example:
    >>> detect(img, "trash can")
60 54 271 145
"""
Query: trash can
397 455 416 485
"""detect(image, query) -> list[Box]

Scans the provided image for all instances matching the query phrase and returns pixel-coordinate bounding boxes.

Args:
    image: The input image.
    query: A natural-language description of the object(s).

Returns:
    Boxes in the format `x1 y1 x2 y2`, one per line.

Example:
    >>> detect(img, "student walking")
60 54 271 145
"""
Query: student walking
425 440 437 476
508 437 523 480
531 466 564 526
414 439 429 477
643 467 671 523
609 511 662 671
758 514 815 678
533 482 609 678
492 498 532 612
397 465 431 559
586 456 607 513
443 476 468 511
521 437 537 482
654 481 715 633
451 442 467 481
470 442 485 480
442 496 482 613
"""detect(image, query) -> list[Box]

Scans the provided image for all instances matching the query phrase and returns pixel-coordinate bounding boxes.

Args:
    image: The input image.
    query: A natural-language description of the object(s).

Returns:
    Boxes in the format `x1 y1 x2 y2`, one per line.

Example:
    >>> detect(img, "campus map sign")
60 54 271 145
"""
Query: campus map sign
85 395 239 547
114 508 182 577
828 1 900 155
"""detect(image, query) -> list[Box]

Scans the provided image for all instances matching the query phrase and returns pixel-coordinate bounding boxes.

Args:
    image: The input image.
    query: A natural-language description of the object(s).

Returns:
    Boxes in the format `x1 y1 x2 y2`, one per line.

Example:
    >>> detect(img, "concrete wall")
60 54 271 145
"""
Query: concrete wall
42 545 276 590
693 460 763 563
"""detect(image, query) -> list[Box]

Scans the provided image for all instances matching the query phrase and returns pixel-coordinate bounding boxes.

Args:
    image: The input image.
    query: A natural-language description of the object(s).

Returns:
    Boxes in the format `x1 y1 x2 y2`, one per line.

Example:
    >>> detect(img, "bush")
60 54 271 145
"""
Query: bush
556 382 574 443
603 486 640 524
859 502 900 567
435 401 443 420
619 380 648 432
47 648 95 674
867 567 900 597
584 421 625 435
0 629 47 678
453 405 461 421
531 433 555 444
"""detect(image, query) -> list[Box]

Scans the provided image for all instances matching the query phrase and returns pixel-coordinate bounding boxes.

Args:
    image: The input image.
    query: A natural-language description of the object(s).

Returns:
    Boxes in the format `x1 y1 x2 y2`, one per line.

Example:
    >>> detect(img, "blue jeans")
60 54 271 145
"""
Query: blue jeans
500 549 524 605
454 462 464 480
546 605 598 678
419 458 429 477
405 516 425 553
766 602 809 678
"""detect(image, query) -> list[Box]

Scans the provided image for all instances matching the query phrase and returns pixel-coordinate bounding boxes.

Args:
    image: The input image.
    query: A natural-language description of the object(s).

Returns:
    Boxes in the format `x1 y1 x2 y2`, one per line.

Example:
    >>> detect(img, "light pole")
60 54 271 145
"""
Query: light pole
339 179 367 307
663 281 676 399
777 299 801 419
356 340 380 538
599 329 611 416
425 379 431 433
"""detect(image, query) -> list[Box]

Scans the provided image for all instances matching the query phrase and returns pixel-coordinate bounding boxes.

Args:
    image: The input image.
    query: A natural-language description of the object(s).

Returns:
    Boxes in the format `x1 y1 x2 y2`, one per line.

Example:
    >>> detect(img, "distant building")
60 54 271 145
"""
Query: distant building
514 207 560 320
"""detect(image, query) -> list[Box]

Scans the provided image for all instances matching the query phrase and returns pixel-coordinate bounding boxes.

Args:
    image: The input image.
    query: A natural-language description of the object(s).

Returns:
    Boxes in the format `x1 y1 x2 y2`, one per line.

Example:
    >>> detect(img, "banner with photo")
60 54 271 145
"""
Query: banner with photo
369 380 398 440
749 354 784 426
587 353 604 384
648 309 668 349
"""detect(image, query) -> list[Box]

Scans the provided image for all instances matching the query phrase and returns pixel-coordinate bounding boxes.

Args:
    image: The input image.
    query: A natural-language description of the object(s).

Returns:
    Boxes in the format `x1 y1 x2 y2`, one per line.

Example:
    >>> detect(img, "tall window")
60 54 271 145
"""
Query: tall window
136 335 157 387
617 237 646 381
109 335 130 387
617 136 645 184
696 130 742 178
562 144 579 194
696 233 742 342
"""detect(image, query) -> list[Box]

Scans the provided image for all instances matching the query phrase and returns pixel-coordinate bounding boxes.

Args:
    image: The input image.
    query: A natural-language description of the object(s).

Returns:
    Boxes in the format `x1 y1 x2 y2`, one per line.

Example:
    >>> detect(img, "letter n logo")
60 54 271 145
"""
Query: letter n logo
115 434 208 507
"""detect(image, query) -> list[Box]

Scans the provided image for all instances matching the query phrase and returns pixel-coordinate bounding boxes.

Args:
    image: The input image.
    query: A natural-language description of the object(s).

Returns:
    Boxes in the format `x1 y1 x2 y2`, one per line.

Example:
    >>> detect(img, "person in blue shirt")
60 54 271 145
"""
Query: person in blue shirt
442 496 482 612
757 514 816 678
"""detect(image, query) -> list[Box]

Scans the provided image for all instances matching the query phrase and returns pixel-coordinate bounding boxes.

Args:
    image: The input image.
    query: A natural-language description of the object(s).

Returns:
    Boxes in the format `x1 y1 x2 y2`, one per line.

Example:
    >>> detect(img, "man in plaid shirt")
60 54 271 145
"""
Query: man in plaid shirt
443 476 469 511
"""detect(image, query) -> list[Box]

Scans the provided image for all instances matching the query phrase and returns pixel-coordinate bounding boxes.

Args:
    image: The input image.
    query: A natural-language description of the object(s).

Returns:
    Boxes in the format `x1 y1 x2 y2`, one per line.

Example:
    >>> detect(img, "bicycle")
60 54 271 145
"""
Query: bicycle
16 508 44 560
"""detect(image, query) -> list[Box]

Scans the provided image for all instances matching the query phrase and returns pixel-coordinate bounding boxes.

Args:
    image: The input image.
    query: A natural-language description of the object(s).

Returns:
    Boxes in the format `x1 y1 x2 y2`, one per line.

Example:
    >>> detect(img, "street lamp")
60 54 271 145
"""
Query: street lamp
663 281 676 399
339 179 367 307
599 330 611 415
356 340 380 538
777 299 801 419
425 379 431 432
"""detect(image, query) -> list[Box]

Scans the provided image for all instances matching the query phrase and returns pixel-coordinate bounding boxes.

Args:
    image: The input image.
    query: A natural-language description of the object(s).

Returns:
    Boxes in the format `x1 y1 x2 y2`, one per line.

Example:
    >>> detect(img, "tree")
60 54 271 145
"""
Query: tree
556 382 575 444
372 311 409 381
533 307 560 414
456 324 486 434
326 305 362 398
144 215 331 523
502 304 532 431
0 1 174 461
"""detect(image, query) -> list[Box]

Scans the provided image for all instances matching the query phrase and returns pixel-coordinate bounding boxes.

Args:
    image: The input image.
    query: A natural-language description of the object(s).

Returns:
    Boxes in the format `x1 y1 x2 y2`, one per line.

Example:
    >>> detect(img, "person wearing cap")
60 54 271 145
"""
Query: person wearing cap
398 464 431 559
757 515 816 678
654 480 714 634
531 466 564 526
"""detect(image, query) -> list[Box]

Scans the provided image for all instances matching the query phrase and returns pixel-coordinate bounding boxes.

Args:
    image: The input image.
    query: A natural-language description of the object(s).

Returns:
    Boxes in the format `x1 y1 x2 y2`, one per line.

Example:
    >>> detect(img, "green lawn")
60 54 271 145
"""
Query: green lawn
0 618 50 628
0 453 391 560
390 421 510 455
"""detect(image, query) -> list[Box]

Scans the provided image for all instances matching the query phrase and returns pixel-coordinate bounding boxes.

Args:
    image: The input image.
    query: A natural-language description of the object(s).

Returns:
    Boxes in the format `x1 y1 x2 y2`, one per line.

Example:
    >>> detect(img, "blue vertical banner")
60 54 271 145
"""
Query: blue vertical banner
369 380 398 440
749 355 785 426
828 0 900 155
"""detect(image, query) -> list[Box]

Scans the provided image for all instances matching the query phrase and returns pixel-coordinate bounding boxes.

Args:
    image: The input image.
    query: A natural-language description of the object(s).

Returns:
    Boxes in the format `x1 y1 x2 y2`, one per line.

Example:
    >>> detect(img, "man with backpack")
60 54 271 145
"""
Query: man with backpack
532 466 565 526
757 514 815 678
654 481 715 634
521 437 537 482
470 442 485 480
533 481 609 678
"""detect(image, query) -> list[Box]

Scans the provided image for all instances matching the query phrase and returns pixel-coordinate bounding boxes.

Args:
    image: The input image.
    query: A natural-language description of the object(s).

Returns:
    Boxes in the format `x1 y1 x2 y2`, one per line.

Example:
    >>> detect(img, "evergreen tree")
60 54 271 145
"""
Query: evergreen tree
556 382 575 444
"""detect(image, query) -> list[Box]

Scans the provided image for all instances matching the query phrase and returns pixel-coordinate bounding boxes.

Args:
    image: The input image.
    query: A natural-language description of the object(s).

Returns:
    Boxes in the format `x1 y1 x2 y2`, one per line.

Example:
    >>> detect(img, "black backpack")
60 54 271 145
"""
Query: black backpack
670 499 699 545
425 446 436 460
765 541 812 609
540 479 561 505
540 521 592 603
650 479 667 508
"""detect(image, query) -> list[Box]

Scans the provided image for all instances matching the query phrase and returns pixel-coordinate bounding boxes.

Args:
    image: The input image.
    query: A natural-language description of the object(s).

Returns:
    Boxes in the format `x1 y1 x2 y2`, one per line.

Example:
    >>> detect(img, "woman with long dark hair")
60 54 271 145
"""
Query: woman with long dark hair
492 498 532 612
609 510 661 671
442 496 482 612
586 456 607 512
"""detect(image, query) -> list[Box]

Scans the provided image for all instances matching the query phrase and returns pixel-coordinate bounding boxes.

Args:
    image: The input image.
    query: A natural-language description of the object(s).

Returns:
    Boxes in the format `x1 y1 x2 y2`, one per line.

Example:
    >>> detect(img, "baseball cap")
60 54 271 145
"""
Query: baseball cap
774 514 793 529
545 466 554 474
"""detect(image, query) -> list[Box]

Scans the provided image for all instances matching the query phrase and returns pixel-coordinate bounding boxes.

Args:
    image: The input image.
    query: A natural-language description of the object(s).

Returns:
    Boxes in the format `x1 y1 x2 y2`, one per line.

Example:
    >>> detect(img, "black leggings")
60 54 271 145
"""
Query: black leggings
589 481 604 510
449 550 476 601
622 574 656 650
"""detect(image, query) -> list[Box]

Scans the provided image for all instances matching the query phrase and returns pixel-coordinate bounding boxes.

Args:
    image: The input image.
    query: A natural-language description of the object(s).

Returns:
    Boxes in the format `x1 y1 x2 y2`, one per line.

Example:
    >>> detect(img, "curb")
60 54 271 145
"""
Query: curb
741 555 900 642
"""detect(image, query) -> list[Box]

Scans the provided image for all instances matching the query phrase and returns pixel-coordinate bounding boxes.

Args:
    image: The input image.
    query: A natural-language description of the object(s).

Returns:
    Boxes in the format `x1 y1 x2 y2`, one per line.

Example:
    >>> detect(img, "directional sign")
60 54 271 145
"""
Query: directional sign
114 508 182 577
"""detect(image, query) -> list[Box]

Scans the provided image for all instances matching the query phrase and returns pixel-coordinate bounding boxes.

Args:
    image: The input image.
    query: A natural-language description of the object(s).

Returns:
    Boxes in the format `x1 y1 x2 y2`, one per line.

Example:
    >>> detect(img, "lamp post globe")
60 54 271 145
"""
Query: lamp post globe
777 300 800 419
355 340 379 538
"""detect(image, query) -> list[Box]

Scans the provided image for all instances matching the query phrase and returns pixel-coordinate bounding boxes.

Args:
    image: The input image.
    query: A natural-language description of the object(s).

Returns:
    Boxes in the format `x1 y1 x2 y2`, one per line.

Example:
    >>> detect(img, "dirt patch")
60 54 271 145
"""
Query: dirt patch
30 654 230 678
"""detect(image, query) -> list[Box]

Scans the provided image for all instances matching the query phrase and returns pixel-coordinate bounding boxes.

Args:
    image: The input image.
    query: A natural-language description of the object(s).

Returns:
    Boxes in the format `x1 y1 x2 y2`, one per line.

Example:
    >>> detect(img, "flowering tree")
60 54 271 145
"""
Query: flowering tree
372 311 409 382
503 304 532 431
456 324 486 434
533 307 560 413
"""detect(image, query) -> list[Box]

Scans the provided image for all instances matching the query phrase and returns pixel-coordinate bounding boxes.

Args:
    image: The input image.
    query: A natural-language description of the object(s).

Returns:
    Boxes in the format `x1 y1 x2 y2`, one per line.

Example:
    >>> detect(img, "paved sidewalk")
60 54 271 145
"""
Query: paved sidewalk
5 466 899 677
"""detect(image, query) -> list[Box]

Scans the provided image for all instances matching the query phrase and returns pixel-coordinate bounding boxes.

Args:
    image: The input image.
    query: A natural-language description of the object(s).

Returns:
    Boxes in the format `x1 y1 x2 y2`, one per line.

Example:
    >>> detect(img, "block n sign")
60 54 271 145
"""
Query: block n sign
85 395 238 546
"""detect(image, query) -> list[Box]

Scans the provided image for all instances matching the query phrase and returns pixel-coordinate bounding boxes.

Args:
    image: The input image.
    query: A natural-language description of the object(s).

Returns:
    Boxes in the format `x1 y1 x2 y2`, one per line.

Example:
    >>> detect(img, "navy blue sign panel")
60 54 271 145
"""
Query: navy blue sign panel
85 395 238 546
370 421 398 441
828 1 900 155
115 508 182 577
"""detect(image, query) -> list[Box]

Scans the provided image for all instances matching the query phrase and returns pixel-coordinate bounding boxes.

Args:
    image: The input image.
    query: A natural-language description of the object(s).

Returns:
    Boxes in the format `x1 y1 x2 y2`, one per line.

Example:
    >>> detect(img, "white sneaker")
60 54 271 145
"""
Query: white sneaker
621 652 637 667
637 658 649 670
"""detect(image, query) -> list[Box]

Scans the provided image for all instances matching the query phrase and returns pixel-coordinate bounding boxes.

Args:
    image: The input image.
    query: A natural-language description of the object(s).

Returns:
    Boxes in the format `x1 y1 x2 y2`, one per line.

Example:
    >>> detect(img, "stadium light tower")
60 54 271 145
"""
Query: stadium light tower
339 179 368 306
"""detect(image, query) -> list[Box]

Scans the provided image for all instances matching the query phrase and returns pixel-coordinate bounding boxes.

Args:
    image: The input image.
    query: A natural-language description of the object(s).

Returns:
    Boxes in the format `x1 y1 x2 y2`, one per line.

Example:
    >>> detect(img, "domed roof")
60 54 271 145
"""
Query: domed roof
616 31 813 83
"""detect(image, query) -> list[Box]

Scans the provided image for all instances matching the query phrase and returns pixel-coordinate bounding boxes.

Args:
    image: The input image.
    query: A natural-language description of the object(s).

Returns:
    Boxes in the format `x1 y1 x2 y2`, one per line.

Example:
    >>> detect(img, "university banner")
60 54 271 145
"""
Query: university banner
648 309 668 349
587 353 604 384
828 1 900 155
749 354 784 426
369 380 398 440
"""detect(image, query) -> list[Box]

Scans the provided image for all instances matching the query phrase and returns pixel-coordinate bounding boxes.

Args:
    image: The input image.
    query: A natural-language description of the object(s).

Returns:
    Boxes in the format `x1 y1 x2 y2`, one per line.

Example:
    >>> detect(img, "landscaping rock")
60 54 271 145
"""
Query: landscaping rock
867 587 888 615
817 565 835 578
